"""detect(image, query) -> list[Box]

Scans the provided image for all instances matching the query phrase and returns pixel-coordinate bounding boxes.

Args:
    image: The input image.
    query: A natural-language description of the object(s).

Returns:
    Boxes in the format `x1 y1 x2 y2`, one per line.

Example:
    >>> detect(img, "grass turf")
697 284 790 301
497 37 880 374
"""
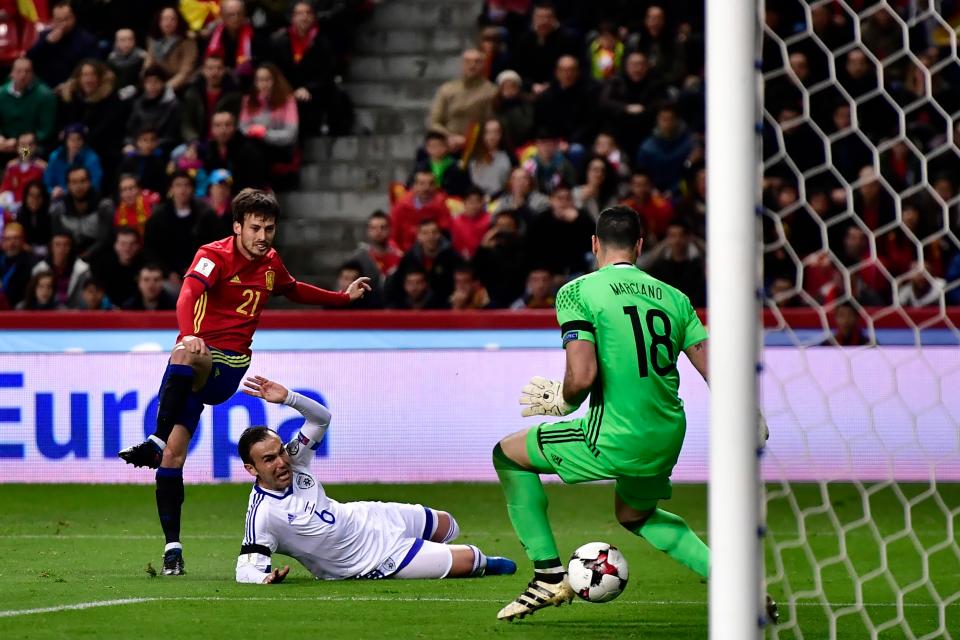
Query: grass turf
0 483 957 639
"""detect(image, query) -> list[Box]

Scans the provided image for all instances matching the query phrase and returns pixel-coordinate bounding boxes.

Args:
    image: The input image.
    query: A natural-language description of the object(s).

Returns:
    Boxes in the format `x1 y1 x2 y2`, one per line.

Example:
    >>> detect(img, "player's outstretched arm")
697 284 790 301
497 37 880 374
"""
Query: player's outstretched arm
284 277 371 306
243 375 331 449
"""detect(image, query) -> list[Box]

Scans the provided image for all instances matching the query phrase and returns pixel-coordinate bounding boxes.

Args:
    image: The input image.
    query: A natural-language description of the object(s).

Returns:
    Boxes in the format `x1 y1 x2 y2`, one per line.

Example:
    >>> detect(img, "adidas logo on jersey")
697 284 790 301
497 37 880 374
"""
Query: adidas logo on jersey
230 275 241 283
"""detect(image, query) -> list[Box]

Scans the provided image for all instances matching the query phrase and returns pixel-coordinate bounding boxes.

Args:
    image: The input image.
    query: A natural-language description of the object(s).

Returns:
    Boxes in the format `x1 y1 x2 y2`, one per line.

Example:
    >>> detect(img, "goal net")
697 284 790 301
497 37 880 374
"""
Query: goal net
760 1 960 638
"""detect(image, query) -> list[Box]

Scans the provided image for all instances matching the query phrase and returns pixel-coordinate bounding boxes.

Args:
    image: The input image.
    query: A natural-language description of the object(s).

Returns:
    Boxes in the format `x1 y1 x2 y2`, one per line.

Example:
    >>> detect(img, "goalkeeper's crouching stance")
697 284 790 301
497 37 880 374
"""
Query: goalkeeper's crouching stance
235 375 516 584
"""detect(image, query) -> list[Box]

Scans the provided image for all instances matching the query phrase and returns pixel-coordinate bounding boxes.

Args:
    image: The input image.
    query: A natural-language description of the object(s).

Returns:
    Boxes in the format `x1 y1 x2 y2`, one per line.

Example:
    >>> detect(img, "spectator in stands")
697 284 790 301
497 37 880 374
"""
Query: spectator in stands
634 103 695 195
452 186 491 260
27 1 99 89
122 263 176 310
414 131 470 197
523 129 577 195
574 157 619 222
600 52 666 158
16 271 59 310
853 165 895 231
268 1 336 139
205 0 255 82
144 7 198 93
449 265 491 310
391 267 441 310
181 55 242 143
16 181 52 252
350 210 403 285
118 128 168 195
621 170 672 244
490 166 549 227
945 253 960 305
125 66 180 154
534 56 599 153
473 210 529 307
427 48 497 152
389 219 461 308
203 110 268 191
647 218 706 307
195 169 234 245
0 222 34 308
511 1 581 93
144 170 210 281
239 63 299 169
107 29 147 99
898 261 945 308
510 267 555 310
31 232 91 308
76 277 114 310
57 60 126 176
493 69 534 152
528 183 594 281
113 174 160 238
390 168 452 253
767 276 801 308
592 132 630 179
1 133 47 204
469 119 514 197
675 163 707 240
589 23 624 81
49 166 112 260
837 48 877 100
478 0 533 41
331 260 381 309
826 301 869 346
89 226 143 307
45 124 103 196
636 5 686 86
0 58 57 151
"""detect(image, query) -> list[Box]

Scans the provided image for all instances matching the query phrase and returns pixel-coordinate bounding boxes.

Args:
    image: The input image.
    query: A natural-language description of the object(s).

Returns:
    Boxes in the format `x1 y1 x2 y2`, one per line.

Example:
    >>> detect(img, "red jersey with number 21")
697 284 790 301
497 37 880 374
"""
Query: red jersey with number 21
179 237 296 354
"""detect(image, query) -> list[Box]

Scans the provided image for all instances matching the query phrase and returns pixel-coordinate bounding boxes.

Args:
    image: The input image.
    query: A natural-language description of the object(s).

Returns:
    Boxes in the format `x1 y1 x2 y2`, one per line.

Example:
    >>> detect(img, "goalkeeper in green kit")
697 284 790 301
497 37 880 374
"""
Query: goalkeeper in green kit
493 206 772 622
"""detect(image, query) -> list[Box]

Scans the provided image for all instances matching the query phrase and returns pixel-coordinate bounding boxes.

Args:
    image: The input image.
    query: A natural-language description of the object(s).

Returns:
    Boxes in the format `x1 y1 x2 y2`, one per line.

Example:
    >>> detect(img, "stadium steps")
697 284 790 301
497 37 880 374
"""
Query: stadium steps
279 0 476 284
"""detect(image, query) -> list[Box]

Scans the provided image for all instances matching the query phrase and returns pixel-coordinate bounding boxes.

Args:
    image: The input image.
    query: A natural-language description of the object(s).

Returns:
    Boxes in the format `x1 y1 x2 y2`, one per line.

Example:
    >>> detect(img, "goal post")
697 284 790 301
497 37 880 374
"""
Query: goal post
706 0 764 638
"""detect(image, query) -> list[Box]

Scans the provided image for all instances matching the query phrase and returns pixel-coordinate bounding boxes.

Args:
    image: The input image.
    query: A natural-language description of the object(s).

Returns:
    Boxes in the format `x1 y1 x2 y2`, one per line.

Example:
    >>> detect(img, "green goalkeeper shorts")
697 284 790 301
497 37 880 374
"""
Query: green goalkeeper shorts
525 419 673 509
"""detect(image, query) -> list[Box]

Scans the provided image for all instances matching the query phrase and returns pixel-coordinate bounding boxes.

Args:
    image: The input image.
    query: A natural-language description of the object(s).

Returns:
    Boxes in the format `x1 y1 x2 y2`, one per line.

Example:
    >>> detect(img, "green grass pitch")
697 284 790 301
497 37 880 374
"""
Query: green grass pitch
0 483 957 639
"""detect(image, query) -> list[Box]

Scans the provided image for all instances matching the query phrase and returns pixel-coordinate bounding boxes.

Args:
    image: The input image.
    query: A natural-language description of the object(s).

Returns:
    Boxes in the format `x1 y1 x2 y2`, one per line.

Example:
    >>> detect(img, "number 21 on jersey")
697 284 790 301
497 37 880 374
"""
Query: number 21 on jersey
237 289 262 316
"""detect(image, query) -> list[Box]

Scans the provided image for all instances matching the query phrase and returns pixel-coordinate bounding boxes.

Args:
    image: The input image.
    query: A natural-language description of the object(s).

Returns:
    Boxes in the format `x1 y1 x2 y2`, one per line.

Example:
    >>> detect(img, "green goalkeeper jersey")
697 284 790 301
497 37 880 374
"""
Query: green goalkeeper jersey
555 262 708 476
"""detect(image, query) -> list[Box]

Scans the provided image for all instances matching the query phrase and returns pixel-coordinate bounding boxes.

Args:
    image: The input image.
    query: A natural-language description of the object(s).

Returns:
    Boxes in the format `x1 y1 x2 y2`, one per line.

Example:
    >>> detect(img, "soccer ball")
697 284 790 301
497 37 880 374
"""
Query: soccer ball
567 542 629 603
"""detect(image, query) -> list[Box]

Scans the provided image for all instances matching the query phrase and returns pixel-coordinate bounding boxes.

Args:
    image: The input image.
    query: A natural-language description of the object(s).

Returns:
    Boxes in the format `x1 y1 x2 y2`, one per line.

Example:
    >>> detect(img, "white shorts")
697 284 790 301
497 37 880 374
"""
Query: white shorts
345 501 446 580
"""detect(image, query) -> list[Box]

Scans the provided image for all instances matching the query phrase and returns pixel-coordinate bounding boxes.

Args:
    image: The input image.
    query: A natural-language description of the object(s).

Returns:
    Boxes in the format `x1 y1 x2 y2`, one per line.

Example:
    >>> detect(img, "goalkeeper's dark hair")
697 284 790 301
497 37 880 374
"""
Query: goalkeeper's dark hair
238 426 279 465
232 188 280 224
596 205 643 250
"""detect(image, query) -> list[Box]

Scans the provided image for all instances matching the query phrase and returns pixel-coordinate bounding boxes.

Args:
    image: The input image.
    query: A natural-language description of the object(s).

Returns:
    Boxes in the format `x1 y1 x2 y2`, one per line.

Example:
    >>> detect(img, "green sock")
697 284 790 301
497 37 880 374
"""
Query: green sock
632 509 710 579
492 443 560 565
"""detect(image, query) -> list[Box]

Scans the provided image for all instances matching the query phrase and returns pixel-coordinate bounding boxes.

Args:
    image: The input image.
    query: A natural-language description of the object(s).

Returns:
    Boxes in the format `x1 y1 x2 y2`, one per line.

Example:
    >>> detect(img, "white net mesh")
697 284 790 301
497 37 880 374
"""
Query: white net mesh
760 1 960 637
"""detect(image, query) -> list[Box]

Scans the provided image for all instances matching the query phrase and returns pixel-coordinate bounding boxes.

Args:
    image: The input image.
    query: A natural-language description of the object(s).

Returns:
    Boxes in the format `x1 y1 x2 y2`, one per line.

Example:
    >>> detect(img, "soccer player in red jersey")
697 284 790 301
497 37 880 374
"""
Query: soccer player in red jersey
119 188 370 575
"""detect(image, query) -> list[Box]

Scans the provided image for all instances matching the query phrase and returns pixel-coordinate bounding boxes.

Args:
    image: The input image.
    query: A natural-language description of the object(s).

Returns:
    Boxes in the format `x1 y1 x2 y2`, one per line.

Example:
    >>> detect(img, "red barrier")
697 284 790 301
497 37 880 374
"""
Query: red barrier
0 308 958 330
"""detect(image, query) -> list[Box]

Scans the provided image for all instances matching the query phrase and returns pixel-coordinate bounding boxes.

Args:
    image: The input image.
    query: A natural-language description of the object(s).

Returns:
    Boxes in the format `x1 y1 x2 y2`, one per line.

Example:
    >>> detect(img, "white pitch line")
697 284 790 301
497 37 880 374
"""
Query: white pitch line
0 595 953 619
0 598 156 618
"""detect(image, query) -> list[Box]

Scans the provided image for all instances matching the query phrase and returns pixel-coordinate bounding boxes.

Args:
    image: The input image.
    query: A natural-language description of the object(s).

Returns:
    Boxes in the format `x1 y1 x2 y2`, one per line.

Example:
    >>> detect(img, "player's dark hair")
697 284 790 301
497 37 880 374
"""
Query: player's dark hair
238 426 278 465
596 205 643 250
232 188 280 224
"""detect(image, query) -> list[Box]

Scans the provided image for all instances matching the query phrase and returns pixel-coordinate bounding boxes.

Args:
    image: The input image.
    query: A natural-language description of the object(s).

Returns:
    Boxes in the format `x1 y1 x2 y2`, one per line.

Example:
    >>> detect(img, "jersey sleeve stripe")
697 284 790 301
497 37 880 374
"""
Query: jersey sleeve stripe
193 291 208 334
185 273 210 289
560 320 595 335
240 543 272 556
244 493 264 545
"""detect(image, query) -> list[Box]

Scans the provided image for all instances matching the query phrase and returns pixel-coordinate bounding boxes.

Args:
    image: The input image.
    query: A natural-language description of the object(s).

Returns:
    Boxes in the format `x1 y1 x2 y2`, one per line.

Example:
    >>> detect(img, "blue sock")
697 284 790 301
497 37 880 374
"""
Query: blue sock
156 467 184 545
152 364 194 443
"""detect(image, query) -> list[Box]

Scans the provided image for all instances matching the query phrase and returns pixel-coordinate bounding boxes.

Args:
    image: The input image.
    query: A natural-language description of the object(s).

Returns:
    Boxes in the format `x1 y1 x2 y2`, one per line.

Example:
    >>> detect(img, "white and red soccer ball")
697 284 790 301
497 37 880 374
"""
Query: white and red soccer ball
567 542 629 603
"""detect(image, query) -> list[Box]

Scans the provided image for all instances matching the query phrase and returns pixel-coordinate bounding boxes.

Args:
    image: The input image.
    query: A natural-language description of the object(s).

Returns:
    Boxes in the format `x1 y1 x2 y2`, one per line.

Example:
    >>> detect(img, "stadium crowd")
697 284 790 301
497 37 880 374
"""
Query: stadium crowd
0 0 364 310
1 0 958 318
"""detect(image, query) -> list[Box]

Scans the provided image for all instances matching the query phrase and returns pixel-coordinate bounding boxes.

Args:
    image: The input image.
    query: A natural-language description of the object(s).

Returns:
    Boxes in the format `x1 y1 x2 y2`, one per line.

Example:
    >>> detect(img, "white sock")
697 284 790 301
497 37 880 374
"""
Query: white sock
149 435 167 450
164 542 182 553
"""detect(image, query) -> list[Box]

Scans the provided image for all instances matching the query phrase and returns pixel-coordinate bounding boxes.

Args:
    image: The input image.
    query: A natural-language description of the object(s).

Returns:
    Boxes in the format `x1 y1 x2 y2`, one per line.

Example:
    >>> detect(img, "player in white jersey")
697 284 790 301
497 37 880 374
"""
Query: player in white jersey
235 375 517 583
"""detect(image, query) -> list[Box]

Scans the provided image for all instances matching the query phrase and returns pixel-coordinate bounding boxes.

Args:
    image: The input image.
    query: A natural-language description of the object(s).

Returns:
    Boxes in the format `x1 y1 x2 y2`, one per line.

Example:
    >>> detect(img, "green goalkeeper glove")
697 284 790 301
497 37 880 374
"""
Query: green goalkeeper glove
519 376 578 417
